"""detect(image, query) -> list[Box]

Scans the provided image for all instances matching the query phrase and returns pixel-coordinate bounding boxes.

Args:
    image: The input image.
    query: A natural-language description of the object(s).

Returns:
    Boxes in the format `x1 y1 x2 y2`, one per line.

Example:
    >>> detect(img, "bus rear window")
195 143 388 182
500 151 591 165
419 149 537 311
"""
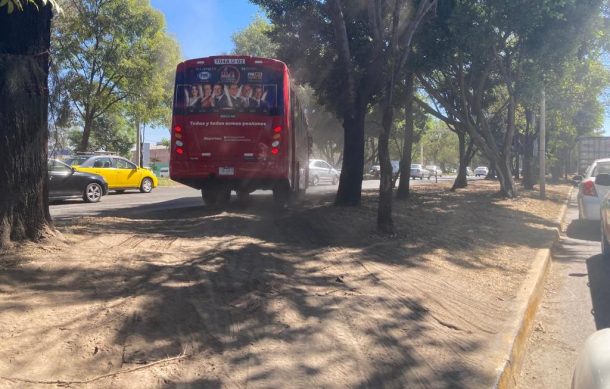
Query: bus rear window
174 65 283 115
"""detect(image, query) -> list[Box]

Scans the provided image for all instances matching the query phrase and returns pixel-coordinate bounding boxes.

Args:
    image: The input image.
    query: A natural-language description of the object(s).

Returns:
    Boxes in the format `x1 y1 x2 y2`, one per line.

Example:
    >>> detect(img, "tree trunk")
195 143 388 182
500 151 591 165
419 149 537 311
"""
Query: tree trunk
0 4 54 249
495 155 517 197
79 114 94 152
451 132 471 191
522 110 535 189
397 73 414 200
336 106 365 206
514 152 520 180
377 103 394 234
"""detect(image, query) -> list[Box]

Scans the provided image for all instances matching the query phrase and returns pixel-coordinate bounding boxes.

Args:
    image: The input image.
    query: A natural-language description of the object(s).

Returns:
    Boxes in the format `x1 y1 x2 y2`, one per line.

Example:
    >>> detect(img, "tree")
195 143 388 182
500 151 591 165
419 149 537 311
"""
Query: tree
51 0 180 153
232 15 278 58
253 1 389 206
415 0 604 197
0 0 57 249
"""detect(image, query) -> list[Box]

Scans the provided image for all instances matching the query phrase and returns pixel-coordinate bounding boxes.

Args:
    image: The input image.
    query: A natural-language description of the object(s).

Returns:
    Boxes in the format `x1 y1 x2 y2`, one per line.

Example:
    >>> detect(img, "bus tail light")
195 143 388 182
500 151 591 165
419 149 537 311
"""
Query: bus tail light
174 125 182 134
273 126 282 133
271 147 279 155
583 180 597 197
176 147 184 155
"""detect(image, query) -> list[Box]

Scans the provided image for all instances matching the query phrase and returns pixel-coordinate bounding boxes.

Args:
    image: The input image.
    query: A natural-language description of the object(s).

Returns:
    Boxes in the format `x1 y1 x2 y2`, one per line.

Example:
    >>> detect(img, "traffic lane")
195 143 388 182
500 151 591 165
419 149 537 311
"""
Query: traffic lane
49 187 202 219
517 194 599 388
49 176 457 219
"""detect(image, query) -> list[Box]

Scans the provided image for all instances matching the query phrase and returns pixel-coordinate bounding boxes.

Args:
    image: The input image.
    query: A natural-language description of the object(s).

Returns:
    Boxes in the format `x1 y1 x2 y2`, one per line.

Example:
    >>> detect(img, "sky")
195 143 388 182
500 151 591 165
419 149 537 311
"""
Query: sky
145 0 262 143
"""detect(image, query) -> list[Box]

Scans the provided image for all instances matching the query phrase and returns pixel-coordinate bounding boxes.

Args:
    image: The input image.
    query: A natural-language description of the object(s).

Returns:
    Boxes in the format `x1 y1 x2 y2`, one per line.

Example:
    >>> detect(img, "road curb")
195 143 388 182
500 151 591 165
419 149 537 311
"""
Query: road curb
493 187 573 389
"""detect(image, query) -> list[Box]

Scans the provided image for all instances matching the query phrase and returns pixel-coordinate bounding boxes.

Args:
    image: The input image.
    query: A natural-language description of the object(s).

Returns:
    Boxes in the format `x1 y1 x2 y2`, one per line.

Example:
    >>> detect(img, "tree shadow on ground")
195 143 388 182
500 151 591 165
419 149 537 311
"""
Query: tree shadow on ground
566 220 600 242
586 254 610 330
0 185 563 387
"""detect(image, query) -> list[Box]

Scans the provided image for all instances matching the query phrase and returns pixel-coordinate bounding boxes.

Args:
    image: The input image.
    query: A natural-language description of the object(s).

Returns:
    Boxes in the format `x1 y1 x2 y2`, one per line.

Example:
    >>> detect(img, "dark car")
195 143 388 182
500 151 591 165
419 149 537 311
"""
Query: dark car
48 159 108 203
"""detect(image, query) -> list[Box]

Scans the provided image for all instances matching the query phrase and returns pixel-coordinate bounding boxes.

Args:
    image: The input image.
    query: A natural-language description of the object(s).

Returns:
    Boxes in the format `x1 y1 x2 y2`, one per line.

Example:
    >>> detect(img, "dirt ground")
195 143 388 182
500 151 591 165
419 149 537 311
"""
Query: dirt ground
0 181 569 388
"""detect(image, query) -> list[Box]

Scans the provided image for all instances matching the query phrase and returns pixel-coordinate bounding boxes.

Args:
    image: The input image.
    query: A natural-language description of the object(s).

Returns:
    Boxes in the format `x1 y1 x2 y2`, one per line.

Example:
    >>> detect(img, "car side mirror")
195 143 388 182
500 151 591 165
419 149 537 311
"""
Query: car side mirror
595 174 610 186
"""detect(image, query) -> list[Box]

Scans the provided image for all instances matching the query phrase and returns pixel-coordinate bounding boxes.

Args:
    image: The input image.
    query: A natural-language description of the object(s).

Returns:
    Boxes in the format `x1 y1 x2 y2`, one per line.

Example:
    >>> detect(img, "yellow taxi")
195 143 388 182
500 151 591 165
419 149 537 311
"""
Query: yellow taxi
66 155 158 193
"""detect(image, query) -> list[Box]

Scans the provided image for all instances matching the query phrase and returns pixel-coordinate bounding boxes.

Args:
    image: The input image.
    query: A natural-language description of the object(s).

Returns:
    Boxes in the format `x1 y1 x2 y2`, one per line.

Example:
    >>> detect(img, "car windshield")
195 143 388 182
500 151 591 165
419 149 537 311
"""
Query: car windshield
591 162 610 177
411 164 421 169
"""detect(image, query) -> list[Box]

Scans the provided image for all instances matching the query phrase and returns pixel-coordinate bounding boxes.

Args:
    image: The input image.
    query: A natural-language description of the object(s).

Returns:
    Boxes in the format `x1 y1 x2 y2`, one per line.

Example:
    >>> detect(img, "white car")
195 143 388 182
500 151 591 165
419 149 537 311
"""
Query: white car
309 159 339 186
426 165 442 177
474 166 489 177
577 158 610 220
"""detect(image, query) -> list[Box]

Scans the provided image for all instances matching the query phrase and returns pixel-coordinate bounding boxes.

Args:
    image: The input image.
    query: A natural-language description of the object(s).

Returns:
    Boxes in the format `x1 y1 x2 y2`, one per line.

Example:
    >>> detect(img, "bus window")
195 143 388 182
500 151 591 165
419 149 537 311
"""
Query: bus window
174 65 283 116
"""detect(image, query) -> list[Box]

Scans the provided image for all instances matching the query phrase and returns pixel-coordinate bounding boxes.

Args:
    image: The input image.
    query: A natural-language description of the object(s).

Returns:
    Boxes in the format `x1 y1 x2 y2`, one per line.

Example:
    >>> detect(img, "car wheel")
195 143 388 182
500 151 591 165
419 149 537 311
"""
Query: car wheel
140 177 153 193
312 175 320 186
83 182 102 203
332 175 338 185
602 223 610 259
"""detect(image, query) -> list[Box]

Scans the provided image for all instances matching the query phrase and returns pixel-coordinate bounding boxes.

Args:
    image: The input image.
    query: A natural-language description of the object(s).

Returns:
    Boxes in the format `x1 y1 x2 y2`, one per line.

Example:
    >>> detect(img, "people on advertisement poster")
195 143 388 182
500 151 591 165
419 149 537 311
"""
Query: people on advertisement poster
200 84 213 108
240 84 253 107
185 85 201 107
225 83 242 108
212 84 225 107
252 86 268 110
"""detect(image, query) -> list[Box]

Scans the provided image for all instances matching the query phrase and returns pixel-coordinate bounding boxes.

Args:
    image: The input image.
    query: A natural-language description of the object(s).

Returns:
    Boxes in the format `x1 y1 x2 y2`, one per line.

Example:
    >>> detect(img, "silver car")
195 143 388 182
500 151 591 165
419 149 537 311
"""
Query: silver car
309 159 339 186
577 158 610 220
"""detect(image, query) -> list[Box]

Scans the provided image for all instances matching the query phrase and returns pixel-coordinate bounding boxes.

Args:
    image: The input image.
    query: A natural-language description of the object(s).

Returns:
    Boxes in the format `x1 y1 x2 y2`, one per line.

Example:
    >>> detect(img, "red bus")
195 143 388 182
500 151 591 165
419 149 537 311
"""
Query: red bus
169 56 310 206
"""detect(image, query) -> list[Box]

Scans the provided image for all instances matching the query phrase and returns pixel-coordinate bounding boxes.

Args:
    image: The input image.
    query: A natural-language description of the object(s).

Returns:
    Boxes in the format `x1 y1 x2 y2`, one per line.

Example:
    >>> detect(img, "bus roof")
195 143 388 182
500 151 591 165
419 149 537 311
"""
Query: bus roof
179 56 287 70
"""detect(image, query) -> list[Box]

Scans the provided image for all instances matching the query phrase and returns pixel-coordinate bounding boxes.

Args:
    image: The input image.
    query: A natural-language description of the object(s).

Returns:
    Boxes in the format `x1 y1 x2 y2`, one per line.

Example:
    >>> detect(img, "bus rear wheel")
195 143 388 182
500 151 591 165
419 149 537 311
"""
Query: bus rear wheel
273 181 290 209
202 188 218 206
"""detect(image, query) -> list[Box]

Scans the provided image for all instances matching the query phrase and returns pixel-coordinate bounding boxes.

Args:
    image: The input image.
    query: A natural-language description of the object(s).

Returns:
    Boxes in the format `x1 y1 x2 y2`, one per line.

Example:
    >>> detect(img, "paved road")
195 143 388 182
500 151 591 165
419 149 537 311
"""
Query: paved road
49 176 460 219
517 190 608 388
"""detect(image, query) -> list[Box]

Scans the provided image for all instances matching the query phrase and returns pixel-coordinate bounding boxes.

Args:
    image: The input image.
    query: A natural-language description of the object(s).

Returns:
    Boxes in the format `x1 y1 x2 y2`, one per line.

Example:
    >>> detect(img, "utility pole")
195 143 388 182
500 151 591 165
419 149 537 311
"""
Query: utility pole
539 88 546 199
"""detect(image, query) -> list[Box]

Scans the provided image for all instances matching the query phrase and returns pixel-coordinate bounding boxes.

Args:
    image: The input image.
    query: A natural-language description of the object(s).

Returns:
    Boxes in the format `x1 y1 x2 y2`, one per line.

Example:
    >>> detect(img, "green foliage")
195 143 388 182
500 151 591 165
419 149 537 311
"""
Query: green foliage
51 0 181 151
252 1 383 117
231 15 278 58
68 111 135 157
416 120 459 169
0 0 59 14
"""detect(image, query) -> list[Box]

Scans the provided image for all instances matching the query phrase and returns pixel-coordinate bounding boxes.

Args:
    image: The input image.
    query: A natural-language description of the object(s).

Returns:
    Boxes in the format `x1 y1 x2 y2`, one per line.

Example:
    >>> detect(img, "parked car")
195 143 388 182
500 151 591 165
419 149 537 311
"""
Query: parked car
159 167 170 178
474 166 489 177
571 328 610 389
369 161 400 180
578 158 610 220
426 165 442 177
48 159 108 203
309 159 340 186
466 167 474 176
69 155 159 193
410 164 430 179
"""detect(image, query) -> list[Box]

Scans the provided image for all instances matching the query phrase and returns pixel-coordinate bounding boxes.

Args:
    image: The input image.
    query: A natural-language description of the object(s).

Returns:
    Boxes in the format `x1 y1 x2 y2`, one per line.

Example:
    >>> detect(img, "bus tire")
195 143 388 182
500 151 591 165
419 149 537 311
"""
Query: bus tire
237 190 251 205
273 181 290 208
202 188 217 206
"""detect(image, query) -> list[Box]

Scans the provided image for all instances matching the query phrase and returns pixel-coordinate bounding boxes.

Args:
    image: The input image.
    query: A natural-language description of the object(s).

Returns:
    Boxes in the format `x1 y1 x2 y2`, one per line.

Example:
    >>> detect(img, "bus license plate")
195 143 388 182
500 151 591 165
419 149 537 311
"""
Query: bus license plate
219 167 234 176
